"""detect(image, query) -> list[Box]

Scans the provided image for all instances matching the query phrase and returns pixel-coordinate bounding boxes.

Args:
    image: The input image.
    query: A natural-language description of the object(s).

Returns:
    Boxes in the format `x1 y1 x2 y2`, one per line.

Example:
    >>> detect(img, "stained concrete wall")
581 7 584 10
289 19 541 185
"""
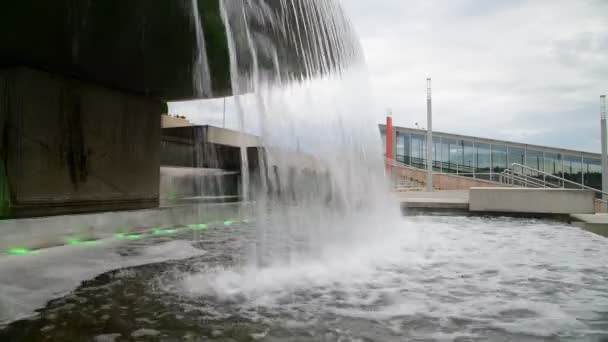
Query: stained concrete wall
470 187 596 214
159 167 240 205
0 67 162 218
160 126 242 170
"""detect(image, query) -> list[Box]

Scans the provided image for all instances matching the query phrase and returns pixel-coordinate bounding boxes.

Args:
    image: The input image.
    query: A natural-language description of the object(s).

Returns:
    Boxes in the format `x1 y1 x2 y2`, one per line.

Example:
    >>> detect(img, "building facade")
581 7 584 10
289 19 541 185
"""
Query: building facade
381 125 602 190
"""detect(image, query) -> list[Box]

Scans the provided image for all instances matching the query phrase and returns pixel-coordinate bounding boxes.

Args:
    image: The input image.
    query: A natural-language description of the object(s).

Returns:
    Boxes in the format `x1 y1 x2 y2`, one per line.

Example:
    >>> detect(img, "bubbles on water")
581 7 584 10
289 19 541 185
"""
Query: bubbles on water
0 239 206 325
163 217 608 340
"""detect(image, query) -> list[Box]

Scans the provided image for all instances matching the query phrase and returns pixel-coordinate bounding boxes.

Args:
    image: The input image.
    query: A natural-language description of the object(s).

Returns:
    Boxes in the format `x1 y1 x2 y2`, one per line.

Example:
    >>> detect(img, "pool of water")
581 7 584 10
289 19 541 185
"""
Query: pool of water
1 216 608 341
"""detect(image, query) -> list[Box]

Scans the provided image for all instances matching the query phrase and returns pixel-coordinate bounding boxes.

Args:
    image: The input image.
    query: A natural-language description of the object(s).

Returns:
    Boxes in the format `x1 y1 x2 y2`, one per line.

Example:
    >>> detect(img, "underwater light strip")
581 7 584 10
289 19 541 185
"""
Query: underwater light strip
4 218 253 256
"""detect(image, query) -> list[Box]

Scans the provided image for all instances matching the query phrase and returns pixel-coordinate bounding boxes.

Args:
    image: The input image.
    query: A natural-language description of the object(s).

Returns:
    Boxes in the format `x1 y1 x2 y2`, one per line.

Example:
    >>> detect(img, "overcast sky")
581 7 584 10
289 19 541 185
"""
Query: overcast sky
171 0 607 153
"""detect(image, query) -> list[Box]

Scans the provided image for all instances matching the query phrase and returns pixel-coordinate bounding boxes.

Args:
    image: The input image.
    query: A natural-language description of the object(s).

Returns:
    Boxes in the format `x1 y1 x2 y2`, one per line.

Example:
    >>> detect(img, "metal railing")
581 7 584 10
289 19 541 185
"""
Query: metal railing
501 168 558 189
385 158 503 186
400 156 477 174
504 163 608 205
386 158 608 206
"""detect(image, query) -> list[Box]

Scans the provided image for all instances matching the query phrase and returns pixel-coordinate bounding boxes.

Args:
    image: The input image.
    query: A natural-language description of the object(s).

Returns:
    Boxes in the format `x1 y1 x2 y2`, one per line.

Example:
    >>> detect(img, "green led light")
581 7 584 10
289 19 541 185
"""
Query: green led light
65 237 99 246
189 224 208 230
66 238 82 245
7 248 31 255
224 220 233 226
116 232 143 240
152 228 177 235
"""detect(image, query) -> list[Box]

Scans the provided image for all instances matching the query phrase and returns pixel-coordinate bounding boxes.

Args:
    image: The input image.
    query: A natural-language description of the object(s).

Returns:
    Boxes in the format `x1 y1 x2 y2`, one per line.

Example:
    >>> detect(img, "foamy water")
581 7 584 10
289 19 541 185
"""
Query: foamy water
0 237 206 325
164 216 608 341
1 216 608 341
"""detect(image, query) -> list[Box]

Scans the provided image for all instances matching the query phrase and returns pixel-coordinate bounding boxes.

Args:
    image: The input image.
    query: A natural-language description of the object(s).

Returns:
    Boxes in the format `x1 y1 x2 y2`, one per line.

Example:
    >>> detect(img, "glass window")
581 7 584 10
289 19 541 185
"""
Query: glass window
563 155 583 185
544 153 560 176
463 141 475 176
450 140 464 174
543 152 562 187
411 134 426 169
403 133 411 165
441 138 452 173
584 157 602 190
432 137 442 171
396 132 408 164
441 138 459 173
476 143 491 179
492 145 508 174
525 150 543 177
507 147 525 168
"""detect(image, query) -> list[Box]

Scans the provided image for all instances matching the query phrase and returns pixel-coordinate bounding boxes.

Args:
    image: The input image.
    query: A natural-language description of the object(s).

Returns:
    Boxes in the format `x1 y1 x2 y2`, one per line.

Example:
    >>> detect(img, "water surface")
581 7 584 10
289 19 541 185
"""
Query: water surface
1 216 608 341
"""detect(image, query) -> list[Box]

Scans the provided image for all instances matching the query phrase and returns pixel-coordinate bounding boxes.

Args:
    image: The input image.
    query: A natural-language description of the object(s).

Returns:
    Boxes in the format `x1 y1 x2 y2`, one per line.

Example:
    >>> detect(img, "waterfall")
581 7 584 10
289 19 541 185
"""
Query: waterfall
217 0 396 267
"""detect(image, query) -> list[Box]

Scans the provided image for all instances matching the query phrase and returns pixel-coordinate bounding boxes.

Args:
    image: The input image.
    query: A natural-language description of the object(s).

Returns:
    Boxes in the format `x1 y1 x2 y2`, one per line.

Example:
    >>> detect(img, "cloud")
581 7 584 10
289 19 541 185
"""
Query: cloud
342 0 608 152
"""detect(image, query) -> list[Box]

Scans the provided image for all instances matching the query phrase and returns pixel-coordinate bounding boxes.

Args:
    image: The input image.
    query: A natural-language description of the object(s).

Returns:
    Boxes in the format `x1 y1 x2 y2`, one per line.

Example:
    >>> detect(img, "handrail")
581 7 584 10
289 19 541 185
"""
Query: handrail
501 169 563 189
386 158 608 204
501 170 551 189
386 158 503 185
510 163 608 198
385 158 423 171
404 156 477 174
506 173 547 188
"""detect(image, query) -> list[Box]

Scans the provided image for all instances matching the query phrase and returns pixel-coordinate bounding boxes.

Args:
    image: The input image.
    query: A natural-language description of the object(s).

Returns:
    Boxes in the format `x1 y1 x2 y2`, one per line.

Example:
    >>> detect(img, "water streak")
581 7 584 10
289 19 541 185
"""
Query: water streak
216 0 392 267
190 0 213 98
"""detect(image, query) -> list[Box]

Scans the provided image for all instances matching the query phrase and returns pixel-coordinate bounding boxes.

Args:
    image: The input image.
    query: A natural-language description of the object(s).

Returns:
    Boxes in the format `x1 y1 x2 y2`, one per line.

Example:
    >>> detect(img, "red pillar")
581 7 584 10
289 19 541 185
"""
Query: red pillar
385 114 393 172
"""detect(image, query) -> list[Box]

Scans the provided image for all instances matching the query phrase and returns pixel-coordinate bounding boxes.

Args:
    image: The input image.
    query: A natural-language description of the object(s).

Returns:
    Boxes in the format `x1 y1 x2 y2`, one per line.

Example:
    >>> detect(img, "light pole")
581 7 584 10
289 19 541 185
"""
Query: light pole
601 95 607 201
426 78 433 191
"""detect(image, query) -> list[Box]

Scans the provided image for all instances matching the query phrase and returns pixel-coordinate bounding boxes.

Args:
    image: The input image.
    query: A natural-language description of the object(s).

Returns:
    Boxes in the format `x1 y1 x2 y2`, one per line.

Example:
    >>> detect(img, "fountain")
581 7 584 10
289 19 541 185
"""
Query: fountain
214 0 391 268
1 1 608 341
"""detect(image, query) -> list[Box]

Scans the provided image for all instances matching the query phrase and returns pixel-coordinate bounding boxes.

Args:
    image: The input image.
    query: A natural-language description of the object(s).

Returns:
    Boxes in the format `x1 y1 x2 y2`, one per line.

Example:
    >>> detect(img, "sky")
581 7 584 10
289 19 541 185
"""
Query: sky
171 0 608 153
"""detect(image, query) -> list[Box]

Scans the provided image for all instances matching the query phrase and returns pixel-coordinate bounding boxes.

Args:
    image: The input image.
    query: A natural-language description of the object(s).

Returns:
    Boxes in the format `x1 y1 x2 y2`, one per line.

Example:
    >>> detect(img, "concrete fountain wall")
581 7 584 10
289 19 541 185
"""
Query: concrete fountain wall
0 68 162 218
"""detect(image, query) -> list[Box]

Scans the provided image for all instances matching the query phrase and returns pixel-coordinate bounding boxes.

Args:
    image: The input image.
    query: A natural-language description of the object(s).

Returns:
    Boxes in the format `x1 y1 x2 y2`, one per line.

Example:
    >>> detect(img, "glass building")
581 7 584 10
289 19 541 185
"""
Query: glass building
381 125 603 190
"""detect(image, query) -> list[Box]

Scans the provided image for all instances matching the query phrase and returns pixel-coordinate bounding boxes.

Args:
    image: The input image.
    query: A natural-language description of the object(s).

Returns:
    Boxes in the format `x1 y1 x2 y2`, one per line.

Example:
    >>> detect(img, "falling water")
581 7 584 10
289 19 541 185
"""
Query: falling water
160 1 231 204
189 0 213 98
215 0 394 267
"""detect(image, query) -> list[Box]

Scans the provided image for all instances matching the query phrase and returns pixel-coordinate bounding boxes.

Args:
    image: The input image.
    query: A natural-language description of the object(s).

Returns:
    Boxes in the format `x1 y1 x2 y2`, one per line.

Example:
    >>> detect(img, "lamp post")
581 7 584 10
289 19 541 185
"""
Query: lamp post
601 95 607 201
426 78 433 191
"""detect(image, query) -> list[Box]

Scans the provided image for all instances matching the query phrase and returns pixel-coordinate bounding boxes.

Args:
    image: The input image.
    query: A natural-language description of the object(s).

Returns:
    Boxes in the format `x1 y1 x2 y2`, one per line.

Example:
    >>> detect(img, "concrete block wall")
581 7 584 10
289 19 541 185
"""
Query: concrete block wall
470 187 596 214
0 67 162 218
